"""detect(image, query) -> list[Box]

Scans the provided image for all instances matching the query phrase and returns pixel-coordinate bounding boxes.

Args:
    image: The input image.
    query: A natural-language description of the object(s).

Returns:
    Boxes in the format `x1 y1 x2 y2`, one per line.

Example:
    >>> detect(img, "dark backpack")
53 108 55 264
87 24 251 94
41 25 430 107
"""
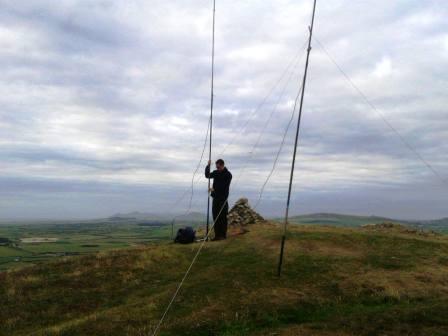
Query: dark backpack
174 226 196 244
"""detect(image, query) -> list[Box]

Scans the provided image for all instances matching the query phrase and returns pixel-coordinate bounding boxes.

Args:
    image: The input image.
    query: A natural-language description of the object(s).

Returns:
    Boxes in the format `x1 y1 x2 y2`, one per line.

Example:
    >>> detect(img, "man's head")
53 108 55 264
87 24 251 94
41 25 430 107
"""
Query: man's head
215 159 225 171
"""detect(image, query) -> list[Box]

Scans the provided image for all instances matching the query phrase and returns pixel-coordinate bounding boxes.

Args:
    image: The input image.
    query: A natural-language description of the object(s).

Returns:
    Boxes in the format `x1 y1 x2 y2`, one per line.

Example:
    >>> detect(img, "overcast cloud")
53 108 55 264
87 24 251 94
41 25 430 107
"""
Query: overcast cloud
0 0 447 220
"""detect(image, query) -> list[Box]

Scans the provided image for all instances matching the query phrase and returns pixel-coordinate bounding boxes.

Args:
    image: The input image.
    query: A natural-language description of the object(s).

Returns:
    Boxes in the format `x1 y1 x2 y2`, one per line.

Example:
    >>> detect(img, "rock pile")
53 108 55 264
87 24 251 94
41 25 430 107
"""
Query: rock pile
227 198 264 227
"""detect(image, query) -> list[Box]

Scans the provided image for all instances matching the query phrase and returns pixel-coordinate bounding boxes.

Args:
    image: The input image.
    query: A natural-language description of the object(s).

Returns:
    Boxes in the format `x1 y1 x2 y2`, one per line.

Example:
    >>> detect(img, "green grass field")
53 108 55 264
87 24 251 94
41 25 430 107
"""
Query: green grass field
1 221 448 335
0 219 180 271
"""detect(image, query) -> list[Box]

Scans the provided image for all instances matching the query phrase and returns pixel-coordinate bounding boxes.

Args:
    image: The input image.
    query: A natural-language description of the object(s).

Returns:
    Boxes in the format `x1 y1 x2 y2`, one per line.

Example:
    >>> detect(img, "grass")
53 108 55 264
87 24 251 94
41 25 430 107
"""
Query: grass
1 222 448 335
285 213 448 233
0 220 178 271
1 213 446 272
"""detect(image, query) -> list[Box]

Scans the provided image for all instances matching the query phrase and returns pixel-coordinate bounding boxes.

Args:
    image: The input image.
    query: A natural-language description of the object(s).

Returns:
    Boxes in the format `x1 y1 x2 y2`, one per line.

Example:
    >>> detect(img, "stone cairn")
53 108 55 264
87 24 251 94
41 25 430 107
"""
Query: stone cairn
227 198 264 228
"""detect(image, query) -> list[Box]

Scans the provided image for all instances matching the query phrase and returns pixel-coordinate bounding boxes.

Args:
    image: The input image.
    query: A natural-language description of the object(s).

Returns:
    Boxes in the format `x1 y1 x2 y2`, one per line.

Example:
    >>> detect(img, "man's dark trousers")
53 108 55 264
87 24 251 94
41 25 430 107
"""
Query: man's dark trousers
212 198 228 239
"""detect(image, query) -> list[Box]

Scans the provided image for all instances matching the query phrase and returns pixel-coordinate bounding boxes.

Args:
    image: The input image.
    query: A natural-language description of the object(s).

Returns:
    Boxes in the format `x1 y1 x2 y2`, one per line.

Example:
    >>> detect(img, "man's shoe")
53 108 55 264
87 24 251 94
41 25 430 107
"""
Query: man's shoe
211 237 224 241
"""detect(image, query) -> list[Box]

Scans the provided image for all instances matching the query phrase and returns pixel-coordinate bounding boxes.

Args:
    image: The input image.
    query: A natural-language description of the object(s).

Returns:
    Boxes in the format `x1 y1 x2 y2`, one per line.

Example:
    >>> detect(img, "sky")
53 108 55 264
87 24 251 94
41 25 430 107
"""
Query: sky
0 0 447 220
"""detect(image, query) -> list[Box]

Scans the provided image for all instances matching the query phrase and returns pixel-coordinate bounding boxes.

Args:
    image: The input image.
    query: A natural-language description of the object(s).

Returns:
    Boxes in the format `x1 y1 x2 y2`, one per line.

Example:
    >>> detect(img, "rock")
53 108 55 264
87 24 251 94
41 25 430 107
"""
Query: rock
227 198 264 228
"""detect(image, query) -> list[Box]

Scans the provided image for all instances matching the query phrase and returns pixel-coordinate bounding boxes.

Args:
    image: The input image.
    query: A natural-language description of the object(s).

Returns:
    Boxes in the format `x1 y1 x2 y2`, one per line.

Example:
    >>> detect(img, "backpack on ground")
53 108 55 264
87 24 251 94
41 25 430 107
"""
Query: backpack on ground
174 226 196 244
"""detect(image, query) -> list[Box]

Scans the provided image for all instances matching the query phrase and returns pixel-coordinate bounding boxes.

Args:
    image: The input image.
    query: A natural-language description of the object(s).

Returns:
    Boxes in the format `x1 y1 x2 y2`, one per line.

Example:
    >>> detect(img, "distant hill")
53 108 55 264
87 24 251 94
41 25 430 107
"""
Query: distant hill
282 213 448 232
2 222 448 335
109 211 206 224
410 217 448 232
285 213 400 227
110 211 170 221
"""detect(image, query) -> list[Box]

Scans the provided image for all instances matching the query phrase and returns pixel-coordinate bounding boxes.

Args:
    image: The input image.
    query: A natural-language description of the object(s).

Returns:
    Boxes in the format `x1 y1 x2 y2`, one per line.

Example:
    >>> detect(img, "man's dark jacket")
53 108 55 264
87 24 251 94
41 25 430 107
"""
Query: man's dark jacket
205 165 232 200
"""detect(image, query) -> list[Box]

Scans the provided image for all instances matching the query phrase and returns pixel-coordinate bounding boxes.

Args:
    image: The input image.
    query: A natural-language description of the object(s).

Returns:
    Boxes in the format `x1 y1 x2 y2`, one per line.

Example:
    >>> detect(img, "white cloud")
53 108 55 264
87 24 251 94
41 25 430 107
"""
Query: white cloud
0 0 447 219
372 56 392 78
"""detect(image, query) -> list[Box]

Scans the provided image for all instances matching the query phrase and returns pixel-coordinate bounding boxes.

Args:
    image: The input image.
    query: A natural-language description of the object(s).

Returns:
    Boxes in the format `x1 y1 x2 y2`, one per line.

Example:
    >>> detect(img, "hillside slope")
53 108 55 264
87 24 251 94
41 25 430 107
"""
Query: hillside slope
285 213 448 233
286 213 396 227
1 223 448 336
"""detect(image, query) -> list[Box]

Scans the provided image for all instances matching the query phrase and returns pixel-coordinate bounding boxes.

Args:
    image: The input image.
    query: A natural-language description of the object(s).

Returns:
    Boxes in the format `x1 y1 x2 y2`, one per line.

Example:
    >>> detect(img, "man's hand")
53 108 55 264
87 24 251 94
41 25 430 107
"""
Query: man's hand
209 187 214 193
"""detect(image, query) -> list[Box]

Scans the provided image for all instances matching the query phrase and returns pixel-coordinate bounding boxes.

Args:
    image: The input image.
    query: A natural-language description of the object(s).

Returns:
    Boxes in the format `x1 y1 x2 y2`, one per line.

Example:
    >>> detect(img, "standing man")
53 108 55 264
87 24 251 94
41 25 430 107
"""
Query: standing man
205 159 232 241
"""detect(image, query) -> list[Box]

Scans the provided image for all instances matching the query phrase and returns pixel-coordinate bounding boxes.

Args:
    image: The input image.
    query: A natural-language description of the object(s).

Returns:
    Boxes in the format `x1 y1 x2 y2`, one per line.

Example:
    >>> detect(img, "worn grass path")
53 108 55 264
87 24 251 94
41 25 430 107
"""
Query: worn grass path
1 223 448 335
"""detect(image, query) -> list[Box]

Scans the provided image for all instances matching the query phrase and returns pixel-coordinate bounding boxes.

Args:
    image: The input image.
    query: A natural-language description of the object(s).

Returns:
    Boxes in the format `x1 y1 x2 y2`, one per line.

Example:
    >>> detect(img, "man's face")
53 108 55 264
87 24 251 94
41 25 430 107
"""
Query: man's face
216 163 224 171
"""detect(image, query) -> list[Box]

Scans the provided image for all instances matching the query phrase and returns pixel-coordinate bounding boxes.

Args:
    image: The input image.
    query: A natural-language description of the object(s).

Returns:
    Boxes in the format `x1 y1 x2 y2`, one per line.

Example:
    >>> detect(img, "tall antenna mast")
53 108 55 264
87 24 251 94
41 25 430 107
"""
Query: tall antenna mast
277 0 317 276
206 0 216 239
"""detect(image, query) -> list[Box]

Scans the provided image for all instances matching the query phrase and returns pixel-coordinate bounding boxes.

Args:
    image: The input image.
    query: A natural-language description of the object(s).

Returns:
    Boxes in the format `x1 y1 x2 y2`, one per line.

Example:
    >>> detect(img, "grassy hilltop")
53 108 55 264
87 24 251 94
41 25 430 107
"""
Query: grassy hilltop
1 213 446 272
1 222 448 336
